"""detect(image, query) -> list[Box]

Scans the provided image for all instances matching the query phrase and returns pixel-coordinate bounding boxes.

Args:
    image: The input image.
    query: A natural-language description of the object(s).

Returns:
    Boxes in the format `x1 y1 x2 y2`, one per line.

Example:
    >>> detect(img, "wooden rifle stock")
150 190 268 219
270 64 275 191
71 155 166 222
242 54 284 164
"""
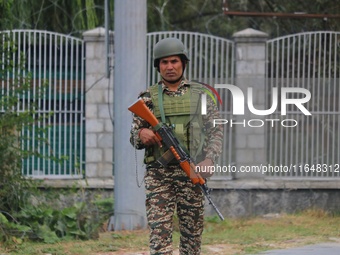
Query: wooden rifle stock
170 146 205 185
128 99 159 127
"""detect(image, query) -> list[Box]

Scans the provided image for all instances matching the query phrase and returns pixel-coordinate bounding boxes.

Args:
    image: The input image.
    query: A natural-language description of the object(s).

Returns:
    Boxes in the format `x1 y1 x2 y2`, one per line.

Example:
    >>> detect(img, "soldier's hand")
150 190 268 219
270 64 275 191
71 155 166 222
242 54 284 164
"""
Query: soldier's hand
196 158 214 178
139 128 162 147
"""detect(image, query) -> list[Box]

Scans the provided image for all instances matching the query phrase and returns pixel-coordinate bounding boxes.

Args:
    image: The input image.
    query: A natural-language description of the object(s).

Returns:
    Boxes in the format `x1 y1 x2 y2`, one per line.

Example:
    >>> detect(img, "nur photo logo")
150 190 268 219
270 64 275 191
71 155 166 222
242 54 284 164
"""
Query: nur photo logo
201 84 312 128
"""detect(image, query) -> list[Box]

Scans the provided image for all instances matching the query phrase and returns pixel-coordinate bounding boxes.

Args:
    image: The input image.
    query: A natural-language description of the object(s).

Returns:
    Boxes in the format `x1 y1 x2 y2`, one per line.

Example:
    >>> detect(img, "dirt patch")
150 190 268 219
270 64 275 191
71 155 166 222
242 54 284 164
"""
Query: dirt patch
93 244 236 255
92 237 335 255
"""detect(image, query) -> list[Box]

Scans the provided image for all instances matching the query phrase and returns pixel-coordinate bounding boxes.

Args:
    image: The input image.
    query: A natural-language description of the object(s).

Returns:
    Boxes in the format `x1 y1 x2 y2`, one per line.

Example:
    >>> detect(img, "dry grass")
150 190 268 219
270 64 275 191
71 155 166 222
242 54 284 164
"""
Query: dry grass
1 209 340 255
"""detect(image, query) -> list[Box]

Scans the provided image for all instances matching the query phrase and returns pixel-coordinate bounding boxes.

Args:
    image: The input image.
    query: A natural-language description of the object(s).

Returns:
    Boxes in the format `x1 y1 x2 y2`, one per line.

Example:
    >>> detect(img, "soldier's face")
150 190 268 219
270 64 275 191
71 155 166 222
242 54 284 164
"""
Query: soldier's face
159 56 183 83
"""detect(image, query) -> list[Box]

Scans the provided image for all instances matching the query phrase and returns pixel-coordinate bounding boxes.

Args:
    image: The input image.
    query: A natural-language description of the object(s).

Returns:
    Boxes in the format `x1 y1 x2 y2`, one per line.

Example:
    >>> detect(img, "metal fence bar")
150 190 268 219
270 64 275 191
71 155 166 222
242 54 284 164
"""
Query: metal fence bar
317 34 322 169
58 34 63 175
333 32 338 178
42 31 47 174
47 32 53 175
80 37 85 176
327 33 332 171
69 38 74 175
52 33 58 175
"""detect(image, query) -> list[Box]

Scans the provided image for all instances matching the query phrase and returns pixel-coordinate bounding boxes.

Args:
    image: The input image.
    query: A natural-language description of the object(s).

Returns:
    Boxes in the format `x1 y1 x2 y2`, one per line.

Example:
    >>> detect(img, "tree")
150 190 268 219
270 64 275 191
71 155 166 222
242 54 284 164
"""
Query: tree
1 0 340 38
147 0 340 37
0 0 111 37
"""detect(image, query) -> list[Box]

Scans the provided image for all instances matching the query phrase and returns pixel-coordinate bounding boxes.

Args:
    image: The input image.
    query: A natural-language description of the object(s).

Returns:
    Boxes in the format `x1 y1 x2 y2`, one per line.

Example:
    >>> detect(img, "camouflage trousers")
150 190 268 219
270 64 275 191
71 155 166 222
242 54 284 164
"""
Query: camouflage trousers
144 166 204 255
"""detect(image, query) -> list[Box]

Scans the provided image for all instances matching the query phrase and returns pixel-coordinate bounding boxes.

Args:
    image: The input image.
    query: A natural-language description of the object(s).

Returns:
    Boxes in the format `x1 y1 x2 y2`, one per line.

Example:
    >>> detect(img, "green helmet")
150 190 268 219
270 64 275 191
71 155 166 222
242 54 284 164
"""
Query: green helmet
153 38 189 68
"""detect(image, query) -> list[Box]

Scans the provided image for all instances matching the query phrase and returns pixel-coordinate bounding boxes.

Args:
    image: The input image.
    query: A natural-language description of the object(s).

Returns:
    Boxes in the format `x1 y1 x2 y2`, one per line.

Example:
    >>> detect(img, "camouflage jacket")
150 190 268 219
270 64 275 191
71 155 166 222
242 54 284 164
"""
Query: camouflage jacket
129 78 223 164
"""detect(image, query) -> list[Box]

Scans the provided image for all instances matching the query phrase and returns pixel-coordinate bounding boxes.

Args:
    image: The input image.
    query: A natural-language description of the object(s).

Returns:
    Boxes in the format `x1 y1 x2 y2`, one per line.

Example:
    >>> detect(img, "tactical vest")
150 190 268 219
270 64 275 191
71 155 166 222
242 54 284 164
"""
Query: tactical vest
144 83 206 165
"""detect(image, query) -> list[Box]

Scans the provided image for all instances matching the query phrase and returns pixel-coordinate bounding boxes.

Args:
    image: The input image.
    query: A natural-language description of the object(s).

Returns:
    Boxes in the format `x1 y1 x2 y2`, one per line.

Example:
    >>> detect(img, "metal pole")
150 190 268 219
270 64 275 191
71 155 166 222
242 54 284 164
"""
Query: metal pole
105 0 110 78
113 0 147 230
223 10 340 19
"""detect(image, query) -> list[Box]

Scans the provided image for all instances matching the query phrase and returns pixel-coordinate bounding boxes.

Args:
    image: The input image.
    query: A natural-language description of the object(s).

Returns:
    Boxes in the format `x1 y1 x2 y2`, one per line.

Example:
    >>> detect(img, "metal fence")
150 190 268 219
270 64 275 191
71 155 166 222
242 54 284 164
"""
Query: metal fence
147 31 235 177
266 31 340 178
0 30 85 179
5 29 338 180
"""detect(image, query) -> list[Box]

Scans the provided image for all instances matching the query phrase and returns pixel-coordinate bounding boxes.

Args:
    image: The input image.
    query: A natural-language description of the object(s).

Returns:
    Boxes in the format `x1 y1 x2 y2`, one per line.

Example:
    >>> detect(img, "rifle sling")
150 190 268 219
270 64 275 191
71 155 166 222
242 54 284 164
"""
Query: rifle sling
158 84 166 123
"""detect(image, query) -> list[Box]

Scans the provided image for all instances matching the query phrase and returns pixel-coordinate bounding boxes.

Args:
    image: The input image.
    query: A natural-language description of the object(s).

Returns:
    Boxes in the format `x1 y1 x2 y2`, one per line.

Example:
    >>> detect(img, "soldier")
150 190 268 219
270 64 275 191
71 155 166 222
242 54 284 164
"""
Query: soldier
130 37 223 255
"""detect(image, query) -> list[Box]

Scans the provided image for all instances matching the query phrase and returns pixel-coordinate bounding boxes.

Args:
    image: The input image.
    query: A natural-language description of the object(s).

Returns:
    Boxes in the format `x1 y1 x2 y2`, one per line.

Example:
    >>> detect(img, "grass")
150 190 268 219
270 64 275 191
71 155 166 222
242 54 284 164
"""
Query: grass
1 209 340 255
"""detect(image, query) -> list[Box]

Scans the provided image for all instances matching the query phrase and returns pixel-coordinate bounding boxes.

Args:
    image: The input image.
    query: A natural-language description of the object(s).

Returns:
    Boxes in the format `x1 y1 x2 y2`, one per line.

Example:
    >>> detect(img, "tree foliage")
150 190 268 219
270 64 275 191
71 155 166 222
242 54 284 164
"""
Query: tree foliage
147 0 340 38
0 0 111 37
227 0 340 37
1 0 340 38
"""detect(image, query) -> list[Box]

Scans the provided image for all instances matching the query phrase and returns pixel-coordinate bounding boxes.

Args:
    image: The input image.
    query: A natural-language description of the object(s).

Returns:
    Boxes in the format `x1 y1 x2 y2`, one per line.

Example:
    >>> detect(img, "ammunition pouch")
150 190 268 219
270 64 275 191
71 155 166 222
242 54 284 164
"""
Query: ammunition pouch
144 82 206 166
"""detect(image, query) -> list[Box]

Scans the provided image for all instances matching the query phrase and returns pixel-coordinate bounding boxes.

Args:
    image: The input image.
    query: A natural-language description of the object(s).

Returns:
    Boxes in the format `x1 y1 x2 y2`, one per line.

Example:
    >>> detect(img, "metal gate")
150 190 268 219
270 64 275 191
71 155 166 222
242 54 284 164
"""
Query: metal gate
266 31 340 178
147 31 235 175
0 30 85 179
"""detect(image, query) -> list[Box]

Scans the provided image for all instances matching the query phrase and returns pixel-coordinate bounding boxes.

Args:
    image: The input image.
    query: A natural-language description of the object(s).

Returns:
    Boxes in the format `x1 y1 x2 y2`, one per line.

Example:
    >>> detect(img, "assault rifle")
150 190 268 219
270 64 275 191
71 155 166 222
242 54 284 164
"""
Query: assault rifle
128 98 224 221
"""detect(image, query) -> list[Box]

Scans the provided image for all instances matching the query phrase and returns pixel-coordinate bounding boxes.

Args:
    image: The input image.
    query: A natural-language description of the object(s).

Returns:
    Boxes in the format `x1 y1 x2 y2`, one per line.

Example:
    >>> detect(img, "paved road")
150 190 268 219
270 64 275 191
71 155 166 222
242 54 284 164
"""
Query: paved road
258 243 340 255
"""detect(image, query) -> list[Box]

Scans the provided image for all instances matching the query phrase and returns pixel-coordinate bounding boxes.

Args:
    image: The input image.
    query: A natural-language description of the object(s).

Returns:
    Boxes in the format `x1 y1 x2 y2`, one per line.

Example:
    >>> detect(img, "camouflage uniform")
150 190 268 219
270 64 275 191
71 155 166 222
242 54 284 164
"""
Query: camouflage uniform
130 78 223 255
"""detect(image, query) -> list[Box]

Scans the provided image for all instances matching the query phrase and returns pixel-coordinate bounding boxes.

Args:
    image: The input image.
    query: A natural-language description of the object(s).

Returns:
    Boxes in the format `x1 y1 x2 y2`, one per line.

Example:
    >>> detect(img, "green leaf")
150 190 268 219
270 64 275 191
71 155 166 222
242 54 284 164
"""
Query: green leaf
0 213 9 223
36 224 59 244
61 207 77 219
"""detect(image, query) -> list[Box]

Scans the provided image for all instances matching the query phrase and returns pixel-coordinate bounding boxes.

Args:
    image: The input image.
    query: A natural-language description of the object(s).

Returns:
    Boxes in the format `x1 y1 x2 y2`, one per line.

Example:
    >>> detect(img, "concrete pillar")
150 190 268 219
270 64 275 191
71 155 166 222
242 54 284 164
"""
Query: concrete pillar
233 28 269 178
83 27 114 181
